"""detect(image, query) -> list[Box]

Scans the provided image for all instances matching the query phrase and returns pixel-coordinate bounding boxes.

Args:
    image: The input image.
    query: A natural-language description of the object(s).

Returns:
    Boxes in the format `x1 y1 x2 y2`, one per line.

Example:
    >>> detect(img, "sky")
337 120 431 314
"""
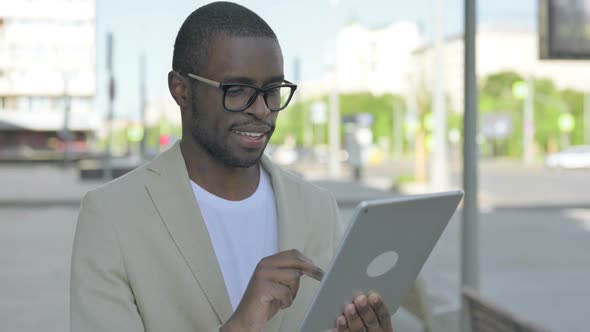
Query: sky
95 0 537 121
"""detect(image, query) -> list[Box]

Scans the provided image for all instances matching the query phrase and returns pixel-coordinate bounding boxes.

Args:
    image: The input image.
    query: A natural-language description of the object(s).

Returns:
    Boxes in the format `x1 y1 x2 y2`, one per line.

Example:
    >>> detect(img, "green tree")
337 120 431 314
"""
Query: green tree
533 79 564 153
275 93 406 155
479 71 524 157
562 89 586 146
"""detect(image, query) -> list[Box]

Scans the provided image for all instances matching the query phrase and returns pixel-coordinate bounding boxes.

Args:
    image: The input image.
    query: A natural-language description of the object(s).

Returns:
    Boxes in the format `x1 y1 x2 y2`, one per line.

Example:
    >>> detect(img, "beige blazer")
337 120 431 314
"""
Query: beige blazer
70 141 342 332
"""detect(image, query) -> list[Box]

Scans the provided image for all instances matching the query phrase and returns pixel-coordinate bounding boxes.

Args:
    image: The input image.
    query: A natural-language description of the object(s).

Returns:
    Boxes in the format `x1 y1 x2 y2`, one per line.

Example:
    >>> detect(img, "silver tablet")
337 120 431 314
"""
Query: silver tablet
298 190 464 332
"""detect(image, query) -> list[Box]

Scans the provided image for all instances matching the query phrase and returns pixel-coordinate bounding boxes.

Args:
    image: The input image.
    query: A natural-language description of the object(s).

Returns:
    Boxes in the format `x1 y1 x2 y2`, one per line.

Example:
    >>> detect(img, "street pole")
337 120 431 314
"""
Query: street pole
394 99 403 158
329 65 341 178
292 57 308 148
585 93 590 145
432 0 451 190
61 77 71 167
139 52 147 161
462 0 479 330
523 75 535 165
327 0 341 178
104 33 115 181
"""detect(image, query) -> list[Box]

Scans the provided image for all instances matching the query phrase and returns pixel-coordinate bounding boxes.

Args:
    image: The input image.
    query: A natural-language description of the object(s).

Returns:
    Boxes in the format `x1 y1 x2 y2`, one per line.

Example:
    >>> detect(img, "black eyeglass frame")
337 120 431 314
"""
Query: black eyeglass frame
179 71 298 112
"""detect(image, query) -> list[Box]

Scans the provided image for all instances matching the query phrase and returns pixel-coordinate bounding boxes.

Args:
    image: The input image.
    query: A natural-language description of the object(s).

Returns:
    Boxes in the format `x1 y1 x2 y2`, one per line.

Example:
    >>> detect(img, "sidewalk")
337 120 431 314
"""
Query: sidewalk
288 158 590 209
0 162 399 207
0 165 102 206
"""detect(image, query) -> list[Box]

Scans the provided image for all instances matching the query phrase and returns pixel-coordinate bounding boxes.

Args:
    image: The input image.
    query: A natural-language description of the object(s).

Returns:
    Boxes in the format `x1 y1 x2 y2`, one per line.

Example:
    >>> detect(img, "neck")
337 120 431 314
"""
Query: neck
180 138 261 201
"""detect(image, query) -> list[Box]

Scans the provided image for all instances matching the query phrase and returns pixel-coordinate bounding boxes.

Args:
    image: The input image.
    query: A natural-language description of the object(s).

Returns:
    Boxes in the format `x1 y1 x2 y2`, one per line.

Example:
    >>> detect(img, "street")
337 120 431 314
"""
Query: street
315 158 590 208
1 161 589 331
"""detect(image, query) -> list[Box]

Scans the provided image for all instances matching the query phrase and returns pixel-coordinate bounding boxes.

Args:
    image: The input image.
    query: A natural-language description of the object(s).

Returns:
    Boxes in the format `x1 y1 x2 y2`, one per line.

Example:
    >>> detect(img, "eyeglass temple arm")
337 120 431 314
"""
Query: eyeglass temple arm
186 73 221 88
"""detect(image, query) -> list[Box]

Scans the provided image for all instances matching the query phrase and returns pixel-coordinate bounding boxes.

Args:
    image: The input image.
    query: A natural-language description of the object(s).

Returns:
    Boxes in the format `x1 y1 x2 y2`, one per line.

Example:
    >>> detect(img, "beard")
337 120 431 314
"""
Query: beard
189 98 272 168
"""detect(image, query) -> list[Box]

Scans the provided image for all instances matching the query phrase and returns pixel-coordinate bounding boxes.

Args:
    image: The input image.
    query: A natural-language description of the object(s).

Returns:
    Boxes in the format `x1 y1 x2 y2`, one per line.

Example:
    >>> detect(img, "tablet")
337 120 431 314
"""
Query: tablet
298 190 464 332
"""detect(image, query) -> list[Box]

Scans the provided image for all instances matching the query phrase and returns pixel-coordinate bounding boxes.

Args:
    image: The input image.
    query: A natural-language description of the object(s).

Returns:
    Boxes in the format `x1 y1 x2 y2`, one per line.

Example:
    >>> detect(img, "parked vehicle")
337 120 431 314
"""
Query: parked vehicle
545 145 590 169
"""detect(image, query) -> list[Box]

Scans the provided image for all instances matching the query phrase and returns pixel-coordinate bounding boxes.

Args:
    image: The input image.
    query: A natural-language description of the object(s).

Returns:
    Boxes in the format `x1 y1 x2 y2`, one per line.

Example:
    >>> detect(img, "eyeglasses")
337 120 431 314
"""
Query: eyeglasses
180 71 298 112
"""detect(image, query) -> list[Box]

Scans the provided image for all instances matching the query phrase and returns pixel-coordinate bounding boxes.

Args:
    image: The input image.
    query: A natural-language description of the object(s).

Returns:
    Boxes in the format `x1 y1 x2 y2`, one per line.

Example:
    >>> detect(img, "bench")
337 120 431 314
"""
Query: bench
462 288 550 332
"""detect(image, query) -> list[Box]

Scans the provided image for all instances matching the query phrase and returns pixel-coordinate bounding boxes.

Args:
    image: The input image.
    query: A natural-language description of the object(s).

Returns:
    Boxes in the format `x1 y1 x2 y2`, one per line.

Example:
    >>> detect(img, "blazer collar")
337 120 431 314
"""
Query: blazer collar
145 141 305 329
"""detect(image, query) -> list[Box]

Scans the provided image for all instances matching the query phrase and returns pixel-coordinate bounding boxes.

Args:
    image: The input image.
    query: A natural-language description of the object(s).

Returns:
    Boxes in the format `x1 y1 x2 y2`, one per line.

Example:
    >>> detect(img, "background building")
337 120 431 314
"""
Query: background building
408 25 590 113
0 0 96 159
301 21 423 99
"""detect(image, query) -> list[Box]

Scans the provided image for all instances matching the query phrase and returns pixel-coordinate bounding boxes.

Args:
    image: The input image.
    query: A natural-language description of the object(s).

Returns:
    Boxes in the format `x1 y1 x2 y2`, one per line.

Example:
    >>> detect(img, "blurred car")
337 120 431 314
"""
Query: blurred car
545 145 590 169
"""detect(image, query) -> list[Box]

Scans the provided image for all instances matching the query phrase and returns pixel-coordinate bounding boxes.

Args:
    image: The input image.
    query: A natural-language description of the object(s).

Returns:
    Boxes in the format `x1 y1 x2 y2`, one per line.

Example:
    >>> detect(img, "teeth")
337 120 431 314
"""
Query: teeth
234 131 264 138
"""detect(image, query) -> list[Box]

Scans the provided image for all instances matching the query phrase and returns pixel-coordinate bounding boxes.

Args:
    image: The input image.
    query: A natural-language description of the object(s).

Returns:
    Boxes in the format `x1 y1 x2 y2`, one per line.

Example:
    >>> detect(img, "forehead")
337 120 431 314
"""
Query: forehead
201 34 284 82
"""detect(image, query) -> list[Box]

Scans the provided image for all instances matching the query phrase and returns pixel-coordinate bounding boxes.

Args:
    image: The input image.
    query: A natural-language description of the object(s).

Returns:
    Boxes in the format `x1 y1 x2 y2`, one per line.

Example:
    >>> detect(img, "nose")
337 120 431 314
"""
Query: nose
243 93 271 119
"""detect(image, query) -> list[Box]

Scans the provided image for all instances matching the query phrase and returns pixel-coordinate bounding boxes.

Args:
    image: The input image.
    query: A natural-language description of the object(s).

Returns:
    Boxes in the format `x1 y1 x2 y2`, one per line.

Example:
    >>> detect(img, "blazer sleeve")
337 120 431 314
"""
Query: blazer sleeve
70 192 145 332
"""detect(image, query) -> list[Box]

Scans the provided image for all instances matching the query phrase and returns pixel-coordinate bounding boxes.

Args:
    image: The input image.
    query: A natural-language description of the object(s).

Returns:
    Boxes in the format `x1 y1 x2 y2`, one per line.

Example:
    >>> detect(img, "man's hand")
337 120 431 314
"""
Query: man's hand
334 292 394 332
221 249 324 332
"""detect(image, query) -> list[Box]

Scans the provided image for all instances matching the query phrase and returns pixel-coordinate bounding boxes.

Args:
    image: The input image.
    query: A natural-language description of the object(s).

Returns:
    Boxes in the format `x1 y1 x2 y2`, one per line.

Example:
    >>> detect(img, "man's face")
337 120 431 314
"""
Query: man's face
188 34 284 168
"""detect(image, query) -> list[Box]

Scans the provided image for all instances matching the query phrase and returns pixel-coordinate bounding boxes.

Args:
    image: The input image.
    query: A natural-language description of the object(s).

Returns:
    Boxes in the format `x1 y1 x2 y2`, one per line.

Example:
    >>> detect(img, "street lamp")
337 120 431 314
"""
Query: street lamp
60 74 73 167
431 0 451 191
327 0 341 179
104 32 116 180
512 79 535 164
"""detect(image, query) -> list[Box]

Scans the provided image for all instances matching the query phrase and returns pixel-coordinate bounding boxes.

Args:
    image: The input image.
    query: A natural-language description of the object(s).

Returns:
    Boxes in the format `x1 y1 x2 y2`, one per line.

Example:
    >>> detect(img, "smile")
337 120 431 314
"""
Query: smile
232 130 266 138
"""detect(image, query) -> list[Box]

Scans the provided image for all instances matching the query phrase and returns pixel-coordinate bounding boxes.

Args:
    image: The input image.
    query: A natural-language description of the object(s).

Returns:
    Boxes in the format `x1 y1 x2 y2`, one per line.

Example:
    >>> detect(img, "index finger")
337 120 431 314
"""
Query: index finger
272 250 325 281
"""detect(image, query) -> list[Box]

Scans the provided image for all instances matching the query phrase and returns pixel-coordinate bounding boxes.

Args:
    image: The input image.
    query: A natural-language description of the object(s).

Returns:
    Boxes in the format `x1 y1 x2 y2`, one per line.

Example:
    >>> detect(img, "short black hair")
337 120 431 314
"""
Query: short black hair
172 1 278 74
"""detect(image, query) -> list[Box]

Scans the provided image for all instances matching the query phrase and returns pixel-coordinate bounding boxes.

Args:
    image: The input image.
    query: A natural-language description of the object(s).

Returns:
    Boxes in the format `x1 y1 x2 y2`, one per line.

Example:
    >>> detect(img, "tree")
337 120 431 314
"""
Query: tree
562 89 586 146
478 71 582 157
479 71 525 157
278 92 406 154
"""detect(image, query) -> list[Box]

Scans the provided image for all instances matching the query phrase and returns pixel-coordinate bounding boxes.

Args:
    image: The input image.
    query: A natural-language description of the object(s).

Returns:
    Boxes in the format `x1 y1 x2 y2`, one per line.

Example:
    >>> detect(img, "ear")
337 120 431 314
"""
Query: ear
168 71 191 109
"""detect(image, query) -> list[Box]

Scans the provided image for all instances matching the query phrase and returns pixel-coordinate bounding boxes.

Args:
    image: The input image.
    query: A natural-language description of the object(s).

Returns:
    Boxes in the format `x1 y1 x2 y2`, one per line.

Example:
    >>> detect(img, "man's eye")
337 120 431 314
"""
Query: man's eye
226 87 246 95
267 88 281 96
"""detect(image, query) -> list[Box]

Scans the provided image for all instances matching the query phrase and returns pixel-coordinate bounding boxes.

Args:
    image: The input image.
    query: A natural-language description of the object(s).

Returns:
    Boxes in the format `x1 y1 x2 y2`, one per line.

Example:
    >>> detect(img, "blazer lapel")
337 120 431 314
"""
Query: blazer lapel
144 141 233 324
261 155 308 331
261 154 306 253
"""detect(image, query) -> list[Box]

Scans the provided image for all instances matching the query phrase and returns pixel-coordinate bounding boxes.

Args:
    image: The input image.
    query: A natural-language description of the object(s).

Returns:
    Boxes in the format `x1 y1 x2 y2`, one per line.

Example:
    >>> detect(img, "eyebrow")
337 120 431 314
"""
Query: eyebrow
221 75 286 86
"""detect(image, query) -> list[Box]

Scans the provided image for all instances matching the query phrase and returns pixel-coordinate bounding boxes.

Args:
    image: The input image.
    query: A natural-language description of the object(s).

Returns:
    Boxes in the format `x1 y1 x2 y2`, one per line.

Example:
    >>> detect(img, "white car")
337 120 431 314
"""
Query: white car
545 145 590 169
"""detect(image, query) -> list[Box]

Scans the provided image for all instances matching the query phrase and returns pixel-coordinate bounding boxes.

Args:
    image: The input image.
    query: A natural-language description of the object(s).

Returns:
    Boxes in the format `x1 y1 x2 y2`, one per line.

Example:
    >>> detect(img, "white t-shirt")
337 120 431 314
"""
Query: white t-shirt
190 167 279 310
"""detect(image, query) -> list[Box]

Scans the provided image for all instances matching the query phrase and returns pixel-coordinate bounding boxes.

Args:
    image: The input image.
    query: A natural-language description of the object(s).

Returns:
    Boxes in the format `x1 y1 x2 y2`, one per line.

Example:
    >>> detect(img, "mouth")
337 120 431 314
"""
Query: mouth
231 127 272 149
232 130 268 138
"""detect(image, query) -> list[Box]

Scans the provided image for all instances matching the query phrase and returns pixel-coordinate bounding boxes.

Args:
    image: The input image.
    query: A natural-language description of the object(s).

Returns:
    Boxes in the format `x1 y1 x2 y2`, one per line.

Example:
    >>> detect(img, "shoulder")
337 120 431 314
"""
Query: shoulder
83 163 149 205
83 142 182 208
78 161 159 232
270 162 335 203
267 162 340 231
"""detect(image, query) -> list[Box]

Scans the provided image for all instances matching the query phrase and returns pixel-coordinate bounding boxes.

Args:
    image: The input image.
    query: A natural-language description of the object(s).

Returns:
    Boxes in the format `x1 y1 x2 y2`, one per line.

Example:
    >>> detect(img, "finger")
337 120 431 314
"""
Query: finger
344 303 365 332
368 293 393 332
286 249 314 264
259 250 324 281
259 268 301 299
335 315 350 332
283 249 325 280
353 295 380 332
